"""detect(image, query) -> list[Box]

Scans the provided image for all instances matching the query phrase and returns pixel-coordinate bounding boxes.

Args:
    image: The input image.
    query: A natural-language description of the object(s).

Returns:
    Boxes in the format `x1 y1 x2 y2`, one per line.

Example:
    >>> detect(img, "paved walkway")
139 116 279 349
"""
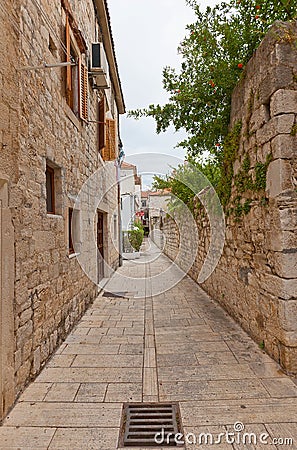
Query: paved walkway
0 242 297 449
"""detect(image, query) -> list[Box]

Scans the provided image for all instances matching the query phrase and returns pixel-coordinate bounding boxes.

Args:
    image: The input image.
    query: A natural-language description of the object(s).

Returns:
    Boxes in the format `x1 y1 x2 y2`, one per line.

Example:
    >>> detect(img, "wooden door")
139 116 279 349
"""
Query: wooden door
97 212 104 282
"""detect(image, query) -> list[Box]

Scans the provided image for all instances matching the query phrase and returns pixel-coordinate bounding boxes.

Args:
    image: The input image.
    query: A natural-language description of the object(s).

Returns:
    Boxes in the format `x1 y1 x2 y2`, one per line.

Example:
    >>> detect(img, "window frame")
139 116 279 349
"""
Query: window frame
65 15 88 121
46 165 55 214
68 207 75 254
98 96 106 151
79 58 88 121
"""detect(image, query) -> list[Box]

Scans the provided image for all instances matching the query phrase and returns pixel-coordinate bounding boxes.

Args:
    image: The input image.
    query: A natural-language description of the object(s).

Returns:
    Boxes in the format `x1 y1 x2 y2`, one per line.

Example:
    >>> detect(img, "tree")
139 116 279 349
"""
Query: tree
152 158 222 212
129 0 296 159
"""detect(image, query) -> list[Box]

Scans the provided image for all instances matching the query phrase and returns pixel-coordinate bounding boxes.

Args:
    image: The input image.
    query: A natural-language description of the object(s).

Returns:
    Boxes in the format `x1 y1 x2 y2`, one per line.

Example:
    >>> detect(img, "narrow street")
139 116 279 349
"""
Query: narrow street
0 242 296 449
1 1 297 448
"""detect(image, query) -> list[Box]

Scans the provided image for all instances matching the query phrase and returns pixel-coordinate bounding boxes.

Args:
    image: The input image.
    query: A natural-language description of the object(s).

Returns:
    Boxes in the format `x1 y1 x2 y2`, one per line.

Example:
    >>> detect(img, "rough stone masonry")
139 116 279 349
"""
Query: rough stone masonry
0 0 124 419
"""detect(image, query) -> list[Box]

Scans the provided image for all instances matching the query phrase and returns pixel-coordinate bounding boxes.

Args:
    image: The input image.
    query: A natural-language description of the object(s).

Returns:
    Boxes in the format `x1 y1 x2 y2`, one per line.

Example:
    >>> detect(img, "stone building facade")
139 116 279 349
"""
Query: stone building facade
148 190 171 249
0 0 125 419
162 22 297 375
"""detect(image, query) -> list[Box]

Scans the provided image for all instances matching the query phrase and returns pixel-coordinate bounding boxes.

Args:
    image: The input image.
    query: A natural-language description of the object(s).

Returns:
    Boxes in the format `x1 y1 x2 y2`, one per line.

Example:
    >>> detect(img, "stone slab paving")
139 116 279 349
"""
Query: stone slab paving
0 242 297 449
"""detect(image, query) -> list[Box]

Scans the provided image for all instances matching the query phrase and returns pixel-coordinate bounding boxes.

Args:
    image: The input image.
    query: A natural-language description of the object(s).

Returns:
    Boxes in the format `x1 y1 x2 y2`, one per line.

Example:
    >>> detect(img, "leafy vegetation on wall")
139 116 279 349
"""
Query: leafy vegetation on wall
132 0 296 212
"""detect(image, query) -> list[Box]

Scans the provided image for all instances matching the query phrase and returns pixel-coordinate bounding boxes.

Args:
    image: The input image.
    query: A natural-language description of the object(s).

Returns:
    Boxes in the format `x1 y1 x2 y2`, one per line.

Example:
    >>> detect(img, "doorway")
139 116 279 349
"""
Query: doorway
97 211 105 282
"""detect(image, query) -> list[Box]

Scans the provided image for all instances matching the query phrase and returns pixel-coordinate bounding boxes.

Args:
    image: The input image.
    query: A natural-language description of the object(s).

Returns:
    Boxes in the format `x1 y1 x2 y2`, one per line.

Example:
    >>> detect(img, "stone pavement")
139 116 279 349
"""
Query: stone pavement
0 242 297 449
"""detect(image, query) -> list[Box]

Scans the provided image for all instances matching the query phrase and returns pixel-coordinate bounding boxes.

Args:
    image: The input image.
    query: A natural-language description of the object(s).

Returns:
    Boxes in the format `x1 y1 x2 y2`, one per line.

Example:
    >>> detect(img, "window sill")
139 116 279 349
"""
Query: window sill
68 252 80 259
47 213 63 219
64 102 82 130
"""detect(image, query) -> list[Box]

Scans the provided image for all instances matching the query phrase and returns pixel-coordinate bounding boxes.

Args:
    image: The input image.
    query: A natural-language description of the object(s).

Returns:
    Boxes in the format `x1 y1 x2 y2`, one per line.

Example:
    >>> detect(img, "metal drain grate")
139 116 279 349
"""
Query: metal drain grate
119 403 183 447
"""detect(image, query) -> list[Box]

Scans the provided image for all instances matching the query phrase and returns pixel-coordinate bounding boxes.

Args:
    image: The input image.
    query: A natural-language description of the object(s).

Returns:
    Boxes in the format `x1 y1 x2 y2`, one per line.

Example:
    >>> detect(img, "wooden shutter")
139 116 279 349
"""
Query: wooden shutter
65 15 72 106
79 59 88 121
102 118 116 161
98 98 106 150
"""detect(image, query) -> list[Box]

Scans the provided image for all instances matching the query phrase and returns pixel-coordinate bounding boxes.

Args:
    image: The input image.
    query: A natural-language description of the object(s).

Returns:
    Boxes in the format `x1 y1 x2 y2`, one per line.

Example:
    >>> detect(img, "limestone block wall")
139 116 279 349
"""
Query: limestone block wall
163 21 297 375
0 0 122 413
0 0 21 419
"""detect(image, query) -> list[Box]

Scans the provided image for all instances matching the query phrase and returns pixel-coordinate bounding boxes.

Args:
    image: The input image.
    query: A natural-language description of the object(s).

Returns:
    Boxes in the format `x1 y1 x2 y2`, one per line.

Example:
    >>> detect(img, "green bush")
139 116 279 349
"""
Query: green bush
128 230 143 252
128 221 144 252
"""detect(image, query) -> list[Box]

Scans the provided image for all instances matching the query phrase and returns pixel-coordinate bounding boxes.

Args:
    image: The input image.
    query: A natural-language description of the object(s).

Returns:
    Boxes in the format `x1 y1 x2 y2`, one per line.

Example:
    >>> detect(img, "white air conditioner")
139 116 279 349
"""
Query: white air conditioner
89 42 109 89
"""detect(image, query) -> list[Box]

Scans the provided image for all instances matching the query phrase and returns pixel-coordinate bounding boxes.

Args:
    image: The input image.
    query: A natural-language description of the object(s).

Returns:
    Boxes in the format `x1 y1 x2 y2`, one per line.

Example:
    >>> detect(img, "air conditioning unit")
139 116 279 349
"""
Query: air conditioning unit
89 42 109 89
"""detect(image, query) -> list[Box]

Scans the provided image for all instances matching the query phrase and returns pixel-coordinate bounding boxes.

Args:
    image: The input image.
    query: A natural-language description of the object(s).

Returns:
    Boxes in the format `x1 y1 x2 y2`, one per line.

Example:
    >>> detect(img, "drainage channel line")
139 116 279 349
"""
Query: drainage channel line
142 259 159 402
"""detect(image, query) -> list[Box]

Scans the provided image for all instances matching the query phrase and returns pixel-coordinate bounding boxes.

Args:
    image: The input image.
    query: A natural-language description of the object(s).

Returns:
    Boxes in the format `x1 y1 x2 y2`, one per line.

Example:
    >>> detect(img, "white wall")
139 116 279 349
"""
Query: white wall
120 167 136 231
148 194 170 218
120 168 135 195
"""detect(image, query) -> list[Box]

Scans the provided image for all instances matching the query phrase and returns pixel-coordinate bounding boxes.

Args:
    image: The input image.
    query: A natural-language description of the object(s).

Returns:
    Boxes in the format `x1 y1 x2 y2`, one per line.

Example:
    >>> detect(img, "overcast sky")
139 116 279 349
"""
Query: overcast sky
108 0 218 186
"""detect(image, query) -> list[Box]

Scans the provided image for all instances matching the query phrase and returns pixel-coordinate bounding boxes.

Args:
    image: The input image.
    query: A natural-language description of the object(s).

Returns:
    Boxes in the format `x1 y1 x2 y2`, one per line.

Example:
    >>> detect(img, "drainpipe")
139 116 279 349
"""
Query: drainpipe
116 146 125 267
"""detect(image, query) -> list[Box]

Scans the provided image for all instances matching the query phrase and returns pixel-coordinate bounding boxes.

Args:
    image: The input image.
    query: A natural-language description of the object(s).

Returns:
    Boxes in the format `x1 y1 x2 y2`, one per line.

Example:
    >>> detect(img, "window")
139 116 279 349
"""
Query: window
48 34 57 57
98 97 106 151
65 15 88 120
101 118 117 161
46 165 55 214
113 214 117 241
68 207 74 254
45 161 62 216
68 207 81 255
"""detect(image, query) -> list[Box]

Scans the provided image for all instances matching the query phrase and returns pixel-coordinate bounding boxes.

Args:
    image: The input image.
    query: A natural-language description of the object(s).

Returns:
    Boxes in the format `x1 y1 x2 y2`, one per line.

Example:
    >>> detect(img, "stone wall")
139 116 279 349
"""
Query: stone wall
0 0 122 417
162 21 297 375
0 0 21 419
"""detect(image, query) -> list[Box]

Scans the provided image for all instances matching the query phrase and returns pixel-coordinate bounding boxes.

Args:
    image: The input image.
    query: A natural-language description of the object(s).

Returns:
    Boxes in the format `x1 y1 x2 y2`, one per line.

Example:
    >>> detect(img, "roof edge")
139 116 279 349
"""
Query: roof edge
93 0 125 114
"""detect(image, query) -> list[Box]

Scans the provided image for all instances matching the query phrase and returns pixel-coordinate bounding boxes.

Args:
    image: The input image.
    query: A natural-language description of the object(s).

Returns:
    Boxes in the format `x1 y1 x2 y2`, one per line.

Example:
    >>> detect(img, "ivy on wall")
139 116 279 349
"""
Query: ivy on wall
153 119 272 220
227 151 272 220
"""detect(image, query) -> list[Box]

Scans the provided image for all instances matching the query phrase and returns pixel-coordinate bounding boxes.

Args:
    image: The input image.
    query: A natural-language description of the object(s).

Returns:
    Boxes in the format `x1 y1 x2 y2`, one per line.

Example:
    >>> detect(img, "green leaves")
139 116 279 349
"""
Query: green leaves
127 220 144 252
129 1 295 213
152 159 221 213
128 0 296 158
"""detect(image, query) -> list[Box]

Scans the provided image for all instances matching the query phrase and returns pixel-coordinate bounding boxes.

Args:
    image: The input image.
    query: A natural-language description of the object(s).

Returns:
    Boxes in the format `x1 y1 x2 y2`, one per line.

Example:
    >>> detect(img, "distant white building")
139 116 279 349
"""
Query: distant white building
120 162 142 231
148 190 171 249
140 191 149 234
148 190 171 229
